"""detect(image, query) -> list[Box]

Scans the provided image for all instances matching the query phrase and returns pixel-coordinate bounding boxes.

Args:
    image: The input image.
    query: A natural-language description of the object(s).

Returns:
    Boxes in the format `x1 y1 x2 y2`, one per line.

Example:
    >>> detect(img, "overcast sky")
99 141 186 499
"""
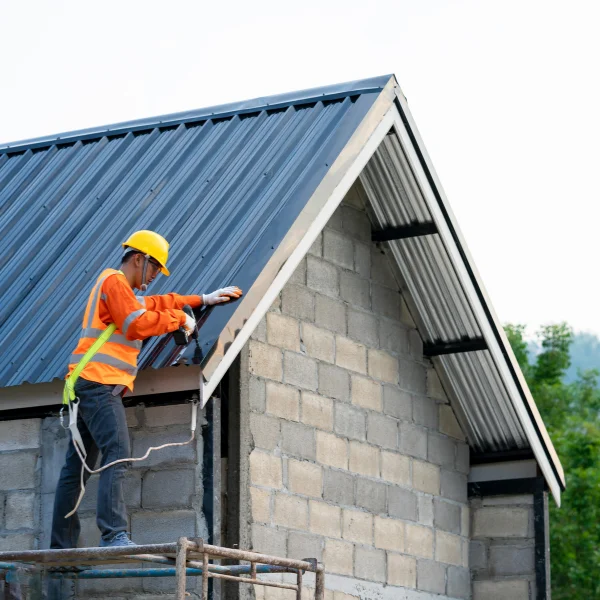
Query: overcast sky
2 0 598 337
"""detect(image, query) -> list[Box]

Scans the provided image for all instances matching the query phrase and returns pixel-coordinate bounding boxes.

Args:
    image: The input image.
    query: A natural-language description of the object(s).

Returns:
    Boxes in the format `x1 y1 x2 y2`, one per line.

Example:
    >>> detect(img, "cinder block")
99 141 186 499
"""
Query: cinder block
249 376 267 412
447 566 470 599
379 320 409 356
398 359 427 394
131 510 196 544
372 284 402 321
0 452 37 490
334 403 366 441
0 534 34 551
323 469 354 506
387 552 416 588
324 538 353 576
79 470 142 512
250 412 281 450
5 492 35 530
288 531 323 561
354 546 386 583
41 418 70 495
309 500 342 538
374 516 404 552
252 315 268 342
368 349 398 384
142 469 195 509
436 531 462 566
307 256 340 297
250 451 283 489
267 313 301 352
354 242 371 279
342 508 373 544
427 368 447 401
323 229 354 270
412 397 438 429
399 423 427 460
284 351 318 391
301 392 333 431
405 523 434 559
428 433 456 468
351 375 382 411
371 248 397 288
301 323 335 363
382 386 412 421
316 432 348 470
252 524 287 557
418 495 434 527
289 257 307 285
266 381 300 422
489 544 535 575
315 294 347 335
482 494 534 506
388 486 417 522
336 336 367 374
417 559 445 594
0 420 41 451
282 284 315 322
144 404 191 427
367 413 398 449
250 486 271 523
308 231 323 257
470 540 487 570
249 340 283 382
341 273 370 310
412 460 440 495
318 363 350 402
381 452 410 485
440 470 468 503
348 441 379 477
434 498 461 534
461 506 470 537
273 493 308 530
288 459 322 498
408 330 423 360
342 205 371 242
281 421 316 460
356 477 387 514
455 442 470 474
472 580 530 600
473 507 530 538
439 405 465 441
348 309 378 347
329 207 344 231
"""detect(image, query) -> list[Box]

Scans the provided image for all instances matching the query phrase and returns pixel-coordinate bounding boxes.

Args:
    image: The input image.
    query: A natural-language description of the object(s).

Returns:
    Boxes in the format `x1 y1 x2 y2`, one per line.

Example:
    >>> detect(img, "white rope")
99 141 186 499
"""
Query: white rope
64 400 199 518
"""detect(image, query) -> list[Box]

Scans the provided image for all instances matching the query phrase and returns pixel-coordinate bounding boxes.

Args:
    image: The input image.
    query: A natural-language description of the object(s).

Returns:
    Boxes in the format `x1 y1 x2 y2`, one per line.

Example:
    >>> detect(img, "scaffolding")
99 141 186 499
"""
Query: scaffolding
0 538 324 600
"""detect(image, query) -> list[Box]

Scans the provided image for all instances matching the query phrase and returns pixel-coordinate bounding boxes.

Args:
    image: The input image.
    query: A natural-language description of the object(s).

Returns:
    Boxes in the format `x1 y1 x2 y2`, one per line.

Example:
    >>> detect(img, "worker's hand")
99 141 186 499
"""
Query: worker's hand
183 313 196 335
202 286 243 306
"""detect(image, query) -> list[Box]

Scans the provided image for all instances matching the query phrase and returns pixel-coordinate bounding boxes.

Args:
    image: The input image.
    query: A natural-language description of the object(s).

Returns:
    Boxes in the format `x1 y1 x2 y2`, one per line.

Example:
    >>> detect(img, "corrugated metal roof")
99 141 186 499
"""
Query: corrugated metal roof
0 76 388 388
361 133 529 453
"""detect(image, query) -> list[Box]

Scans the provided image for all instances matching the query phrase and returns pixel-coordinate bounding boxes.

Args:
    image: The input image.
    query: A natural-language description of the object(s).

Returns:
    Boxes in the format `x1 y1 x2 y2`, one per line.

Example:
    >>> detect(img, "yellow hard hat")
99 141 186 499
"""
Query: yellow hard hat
122 230 171 276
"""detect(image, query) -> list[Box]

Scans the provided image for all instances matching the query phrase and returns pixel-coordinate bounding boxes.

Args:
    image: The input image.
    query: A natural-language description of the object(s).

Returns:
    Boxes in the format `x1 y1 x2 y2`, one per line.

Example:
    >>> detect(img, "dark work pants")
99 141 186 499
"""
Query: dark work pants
50 379 131 549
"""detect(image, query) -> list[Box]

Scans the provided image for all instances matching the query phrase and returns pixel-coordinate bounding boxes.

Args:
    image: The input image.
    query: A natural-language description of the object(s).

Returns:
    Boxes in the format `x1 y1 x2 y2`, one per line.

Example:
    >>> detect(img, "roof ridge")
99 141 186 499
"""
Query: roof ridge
0 75 394 155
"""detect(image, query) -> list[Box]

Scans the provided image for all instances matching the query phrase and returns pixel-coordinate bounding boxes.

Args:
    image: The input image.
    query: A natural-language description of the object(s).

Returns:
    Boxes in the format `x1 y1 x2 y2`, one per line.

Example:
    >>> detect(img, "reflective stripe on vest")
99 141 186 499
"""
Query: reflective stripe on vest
69 353 138 376
80 327 143 350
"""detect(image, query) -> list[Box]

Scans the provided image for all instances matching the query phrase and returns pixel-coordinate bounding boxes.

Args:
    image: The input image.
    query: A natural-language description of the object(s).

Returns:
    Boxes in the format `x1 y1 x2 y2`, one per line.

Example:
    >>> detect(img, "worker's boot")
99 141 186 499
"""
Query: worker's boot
99 532 136 547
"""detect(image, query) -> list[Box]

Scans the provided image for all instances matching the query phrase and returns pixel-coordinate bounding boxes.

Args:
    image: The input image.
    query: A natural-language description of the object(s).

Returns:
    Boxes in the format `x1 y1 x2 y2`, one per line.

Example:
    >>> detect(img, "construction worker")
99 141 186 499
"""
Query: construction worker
50 230 242 549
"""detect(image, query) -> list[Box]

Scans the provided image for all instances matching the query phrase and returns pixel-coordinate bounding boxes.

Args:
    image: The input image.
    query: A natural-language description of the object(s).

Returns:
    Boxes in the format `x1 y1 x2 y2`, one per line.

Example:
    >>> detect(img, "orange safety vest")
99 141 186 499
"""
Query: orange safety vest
67 268 145 391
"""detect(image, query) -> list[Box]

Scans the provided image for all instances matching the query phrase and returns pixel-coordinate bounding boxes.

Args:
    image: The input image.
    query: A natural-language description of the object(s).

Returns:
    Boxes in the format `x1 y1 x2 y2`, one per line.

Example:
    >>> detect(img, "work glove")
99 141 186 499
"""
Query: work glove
202 286 243 306
183 313 197 335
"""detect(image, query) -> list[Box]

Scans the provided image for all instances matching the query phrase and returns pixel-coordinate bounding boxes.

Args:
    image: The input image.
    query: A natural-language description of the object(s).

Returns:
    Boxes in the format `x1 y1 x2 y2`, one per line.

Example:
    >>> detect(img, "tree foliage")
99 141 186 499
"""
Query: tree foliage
505 323 600 599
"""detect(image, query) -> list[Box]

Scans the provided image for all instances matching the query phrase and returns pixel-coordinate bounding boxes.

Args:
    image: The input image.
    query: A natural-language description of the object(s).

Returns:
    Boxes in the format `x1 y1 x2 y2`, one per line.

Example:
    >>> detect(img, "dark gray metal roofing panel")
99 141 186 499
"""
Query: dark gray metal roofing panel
0 79 386 388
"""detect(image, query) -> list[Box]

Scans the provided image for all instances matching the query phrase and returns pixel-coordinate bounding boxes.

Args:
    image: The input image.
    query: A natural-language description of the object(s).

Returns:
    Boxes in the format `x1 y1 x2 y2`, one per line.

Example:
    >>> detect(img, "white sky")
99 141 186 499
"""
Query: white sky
1 0 599 337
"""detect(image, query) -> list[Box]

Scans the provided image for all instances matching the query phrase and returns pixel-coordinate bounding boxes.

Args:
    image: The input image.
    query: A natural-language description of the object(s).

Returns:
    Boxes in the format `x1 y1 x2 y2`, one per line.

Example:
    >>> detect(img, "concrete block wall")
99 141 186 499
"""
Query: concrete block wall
241 183 471 600
469 495 536 600
0 400 205 599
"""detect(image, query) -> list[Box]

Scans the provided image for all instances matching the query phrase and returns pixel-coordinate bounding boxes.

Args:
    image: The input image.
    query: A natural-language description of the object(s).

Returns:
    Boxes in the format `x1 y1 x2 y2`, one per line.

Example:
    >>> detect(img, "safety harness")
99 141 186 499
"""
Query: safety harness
61 315 200 519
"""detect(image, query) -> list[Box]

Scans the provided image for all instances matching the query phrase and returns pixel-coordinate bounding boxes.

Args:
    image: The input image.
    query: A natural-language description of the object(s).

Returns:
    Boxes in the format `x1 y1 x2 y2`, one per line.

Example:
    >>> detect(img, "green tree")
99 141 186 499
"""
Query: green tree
505 323 600 599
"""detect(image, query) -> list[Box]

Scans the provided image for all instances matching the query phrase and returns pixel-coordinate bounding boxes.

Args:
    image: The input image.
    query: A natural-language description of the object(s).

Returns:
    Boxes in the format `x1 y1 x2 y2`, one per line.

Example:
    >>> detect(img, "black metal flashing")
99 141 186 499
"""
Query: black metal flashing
534 488 550 600
371 221 437 242
470 448 536 465
423 337 487 357
468 477 546 498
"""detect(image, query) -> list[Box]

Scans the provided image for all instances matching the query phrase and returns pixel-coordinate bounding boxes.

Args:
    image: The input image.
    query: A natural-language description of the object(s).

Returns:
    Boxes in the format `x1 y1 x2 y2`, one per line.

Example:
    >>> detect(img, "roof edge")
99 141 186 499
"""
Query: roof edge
0 75 394 154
